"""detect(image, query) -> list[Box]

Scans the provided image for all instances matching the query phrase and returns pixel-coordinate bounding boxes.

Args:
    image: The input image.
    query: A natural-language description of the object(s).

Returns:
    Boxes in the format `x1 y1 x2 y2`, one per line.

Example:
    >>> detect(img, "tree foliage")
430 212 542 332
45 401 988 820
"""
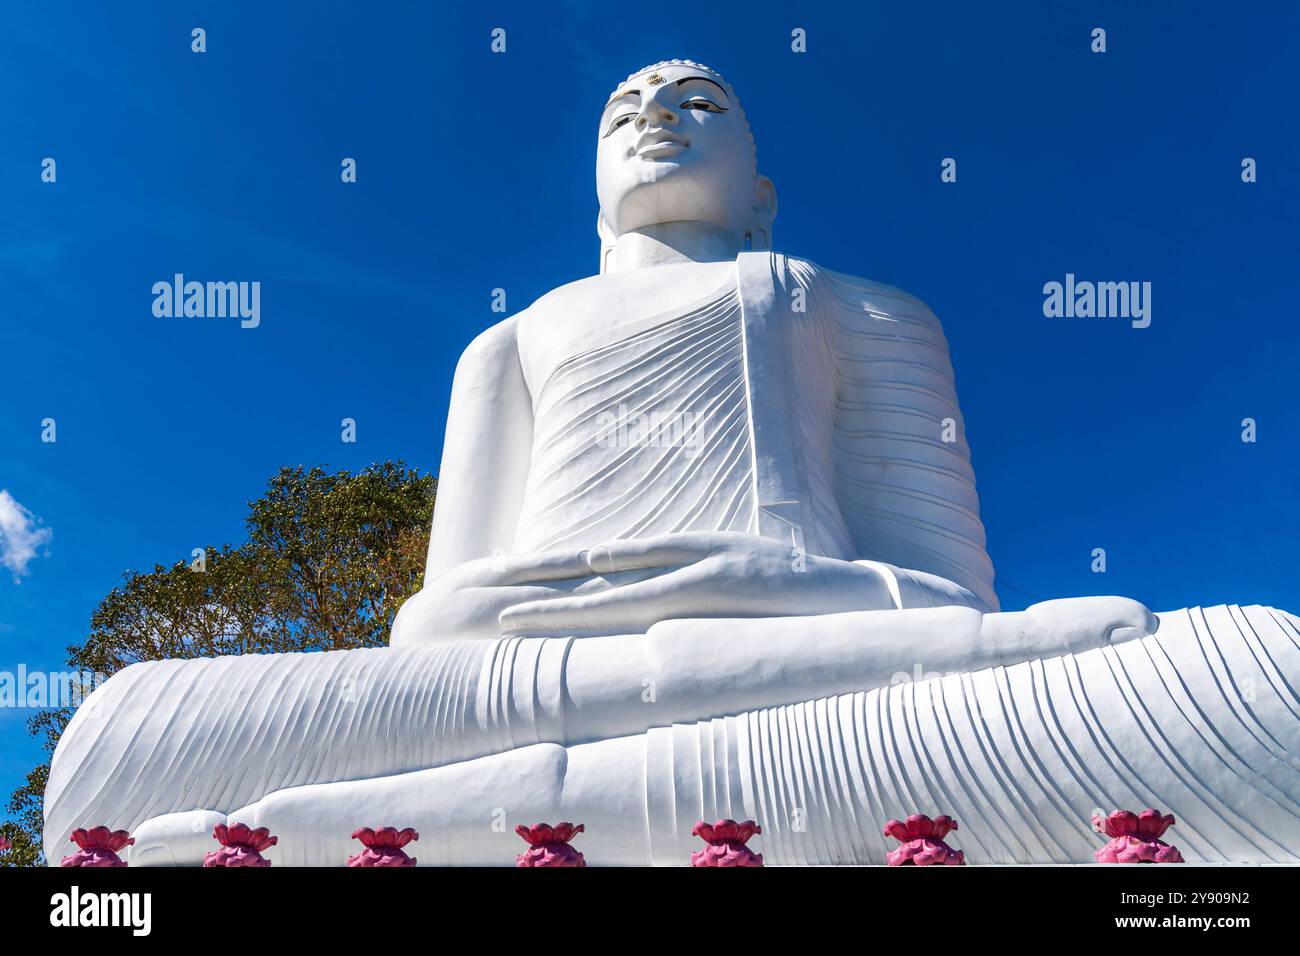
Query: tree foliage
2 462 434 866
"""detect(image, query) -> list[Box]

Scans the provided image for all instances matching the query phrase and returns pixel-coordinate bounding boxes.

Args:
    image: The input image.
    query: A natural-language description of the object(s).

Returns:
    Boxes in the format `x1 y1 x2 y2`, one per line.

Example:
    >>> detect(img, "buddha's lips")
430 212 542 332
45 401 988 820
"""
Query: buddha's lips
633 133 688 158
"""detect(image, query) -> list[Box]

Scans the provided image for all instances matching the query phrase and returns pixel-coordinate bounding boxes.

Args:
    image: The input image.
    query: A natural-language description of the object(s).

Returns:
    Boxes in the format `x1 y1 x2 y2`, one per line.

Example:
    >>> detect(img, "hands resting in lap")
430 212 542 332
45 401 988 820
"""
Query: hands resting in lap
391 531 932 644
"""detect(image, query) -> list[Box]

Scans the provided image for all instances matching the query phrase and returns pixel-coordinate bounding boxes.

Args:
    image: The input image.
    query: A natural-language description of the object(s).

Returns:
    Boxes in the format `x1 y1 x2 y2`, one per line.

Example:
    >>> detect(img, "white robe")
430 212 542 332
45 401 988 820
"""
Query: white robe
43 604 1300 864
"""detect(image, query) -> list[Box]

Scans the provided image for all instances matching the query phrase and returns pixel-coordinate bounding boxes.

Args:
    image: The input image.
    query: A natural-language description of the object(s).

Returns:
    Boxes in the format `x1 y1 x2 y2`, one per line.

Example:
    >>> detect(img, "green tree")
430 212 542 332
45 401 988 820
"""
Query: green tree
1 462 434 866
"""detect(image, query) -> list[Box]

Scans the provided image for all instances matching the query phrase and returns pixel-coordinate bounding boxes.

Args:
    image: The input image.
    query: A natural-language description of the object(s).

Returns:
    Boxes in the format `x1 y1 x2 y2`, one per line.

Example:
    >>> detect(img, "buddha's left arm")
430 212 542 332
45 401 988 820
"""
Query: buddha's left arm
818 266 999 611
423 315 534 580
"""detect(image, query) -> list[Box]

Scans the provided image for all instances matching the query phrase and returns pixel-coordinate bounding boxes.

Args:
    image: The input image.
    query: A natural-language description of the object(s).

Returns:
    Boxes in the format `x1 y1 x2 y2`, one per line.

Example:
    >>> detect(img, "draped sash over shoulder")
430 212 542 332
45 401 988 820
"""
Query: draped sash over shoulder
512 286 757 552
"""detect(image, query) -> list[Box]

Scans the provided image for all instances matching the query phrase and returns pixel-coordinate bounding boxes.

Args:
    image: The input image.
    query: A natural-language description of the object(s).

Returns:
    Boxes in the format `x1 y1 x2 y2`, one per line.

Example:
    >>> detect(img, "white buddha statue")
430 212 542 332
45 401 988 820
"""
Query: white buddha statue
45 61 1300 866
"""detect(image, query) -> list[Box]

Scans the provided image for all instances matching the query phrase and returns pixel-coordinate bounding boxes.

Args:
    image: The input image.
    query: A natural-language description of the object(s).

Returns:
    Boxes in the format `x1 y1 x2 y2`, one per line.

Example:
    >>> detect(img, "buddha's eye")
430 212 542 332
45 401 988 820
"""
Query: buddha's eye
604 114 636 137
681 98 725 113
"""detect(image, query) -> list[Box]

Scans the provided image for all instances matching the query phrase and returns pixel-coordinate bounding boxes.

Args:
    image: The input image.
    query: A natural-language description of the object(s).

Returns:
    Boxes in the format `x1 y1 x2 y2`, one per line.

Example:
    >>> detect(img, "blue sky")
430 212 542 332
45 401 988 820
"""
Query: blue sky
2 1 1297 811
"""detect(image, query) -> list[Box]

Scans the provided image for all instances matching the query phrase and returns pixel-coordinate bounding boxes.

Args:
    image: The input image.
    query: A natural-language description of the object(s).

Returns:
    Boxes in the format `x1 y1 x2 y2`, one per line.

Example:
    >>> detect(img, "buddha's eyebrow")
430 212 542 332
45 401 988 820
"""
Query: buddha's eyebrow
676 76 729 99
603 89 640 110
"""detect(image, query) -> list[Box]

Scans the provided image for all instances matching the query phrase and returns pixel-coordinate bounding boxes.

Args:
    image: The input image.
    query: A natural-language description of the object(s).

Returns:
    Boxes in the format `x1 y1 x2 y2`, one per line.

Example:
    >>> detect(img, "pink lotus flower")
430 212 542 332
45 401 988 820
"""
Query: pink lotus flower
204 822 278 868
60 827 134 867
1092 809 1185 864
515 822 586 867
883 814 965 866
349 827 419 867
691 819 764 867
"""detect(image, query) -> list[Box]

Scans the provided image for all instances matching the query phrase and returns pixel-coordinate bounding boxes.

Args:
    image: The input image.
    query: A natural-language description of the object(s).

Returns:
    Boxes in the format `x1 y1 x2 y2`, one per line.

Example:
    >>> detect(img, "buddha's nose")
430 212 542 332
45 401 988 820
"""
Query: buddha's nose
635 101 678 131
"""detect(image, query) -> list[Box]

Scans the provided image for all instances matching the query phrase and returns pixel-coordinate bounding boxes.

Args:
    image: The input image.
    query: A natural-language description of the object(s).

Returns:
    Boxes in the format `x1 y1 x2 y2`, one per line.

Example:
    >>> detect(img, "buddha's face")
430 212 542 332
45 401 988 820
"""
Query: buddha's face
596 64 772 240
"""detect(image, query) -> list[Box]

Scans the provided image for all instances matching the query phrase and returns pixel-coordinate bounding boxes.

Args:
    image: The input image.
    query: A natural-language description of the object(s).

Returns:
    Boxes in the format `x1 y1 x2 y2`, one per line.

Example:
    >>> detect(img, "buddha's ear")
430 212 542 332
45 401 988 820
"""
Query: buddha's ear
753 175 777 225
597 212 618 274
748 176 777 250
597 211 618 245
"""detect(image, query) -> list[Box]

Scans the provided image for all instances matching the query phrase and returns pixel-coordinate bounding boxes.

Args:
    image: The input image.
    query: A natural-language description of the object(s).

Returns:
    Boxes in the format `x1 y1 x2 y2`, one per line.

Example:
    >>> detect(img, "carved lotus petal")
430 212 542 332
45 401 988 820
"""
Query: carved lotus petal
1092 808 1183 863
883 814 964 865
514 822 586 866
353 826 419 850
929 815 958 841
214 822 278 852
693 819 761 845
1094 808 1176 840
689 819 764 866
70 826 135 853
885 838 965 866
60 827 134 867
515 822 584 846
883 814 959 843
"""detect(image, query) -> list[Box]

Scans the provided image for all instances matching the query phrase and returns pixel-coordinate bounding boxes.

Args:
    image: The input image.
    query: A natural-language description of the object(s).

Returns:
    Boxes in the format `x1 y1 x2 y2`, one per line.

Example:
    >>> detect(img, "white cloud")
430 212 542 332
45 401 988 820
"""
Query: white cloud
0 490 53 582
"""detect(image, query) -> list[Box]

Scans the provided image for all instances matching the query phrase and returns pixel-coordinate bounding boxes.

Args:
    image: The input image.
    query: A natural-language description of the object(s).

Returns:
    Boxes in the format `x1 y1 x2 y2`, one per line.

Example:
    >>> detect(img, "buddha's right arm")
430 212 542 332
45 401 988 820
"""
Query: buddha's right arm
422 315 533 582
390 317 538 646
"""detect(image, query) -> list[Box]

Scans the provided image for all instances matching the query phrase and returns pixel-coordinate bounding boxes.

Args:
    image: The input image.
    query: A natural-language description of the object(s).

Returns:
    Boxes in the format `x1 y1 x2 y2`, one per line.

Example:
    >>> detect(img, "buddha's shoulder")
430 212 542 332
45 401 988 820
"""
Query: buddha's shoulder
497 256 944 333
783 255 941 325
514 271 614 317
514 260 738 325
455 312 521 370
459 277 607 355
547 260 735 299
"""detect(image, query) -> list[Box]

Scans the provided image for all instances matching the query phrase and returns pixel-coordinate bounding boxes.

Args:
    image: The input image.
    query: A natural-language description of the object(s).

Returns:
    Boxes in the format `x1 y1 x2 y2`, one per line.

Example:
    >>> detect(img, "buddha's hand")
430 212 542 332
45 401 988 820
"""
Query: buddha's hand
391 548 613 644
497 531 899 637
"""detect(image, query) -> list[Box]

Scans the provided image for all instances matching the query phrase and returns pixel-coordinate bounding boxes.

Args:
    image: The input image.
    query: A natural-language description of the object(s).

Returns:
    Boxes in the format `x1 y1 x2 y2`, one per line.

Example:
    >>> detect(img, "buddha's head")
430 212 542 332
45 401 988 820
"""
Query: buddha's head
596 60 777 271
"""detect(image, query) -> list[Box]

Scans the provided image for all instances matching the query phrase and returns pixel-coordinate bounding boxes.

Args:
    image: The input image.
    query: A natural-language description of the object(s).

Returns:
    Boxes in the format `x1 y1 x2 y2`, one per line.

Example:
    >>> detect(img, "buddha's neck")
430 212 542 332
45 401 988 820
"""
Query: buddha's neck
607 221 741 273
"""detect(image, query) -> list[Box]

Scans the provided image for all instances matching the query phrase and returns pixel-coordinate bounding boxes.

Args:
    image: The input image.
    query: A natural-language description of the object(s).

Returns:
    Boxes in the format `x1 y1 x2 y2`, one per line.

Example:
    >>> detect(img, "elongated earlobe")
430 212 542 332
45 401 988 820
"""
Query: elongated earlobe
597 212 618 274
751 176 777 250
